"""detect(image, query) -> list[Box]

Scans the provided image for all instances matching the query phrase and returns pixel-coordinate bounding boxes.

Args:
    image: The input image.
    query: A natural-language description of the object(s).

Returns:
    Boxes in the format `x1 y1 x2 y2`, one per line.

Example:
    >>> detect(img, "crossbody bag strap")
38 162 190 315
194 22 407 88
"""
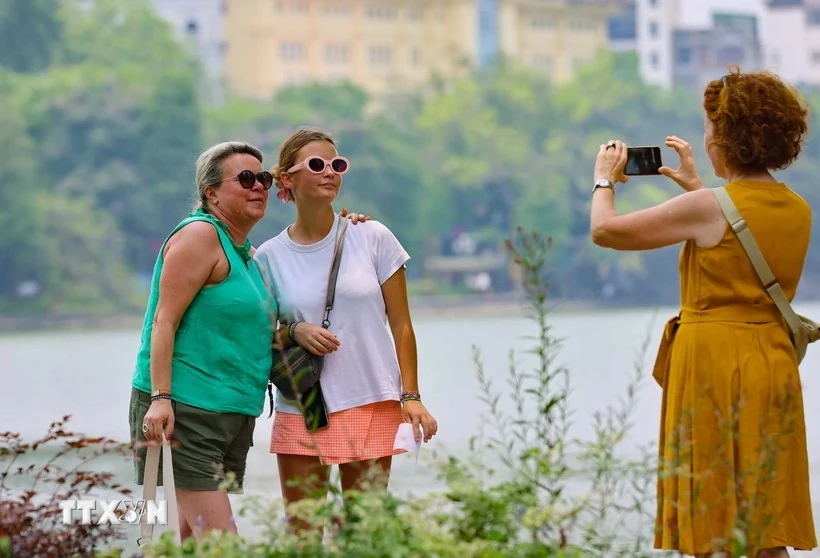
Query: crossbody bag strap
320 215 349 329
712 186 804 339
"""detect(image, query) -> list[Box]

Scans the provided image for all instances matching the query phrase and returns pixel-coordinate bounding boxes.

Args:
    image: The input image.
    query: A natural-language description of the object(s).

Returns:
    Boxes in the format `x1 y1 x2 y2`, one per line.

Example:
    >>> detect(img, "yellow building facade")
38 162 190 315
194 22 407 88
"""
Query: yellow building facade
498 0 614 82
224 0 613 100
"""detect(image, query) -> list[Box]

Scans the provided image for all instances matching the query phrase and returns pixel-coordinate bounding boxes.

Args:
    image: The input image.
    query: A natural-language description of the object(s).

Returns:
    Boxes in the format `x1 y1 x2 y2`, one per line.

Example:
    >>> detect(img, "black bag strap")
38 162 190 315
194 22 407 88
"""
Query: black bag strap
321 215 348 329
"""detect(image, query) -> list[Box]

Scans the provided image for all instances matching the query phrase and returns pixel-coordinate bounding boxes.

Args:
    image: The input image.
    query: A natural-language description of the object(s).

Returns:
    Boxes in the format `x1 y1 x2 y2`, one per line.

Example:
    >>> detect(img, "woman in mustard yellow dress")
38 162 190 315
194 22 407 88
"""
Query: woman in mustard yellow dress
589 68 817 557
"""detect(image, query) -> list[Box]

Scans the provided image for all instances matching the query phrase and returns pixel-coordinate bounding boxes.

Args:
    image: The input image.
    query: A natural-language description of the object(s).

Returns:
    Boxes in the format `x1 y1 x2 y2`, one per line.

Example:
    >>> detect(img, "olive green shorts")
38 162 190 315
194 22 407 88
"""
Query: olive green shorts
128 388 255 494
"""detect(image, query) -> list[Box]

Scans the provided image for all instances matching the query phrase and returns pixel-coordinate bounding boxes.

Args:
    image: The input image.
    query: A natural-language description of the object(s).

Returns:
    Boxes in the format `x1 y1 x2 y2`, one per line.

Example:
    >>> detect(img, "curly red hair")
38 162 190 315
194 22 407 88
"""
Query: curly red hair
703 66 809 172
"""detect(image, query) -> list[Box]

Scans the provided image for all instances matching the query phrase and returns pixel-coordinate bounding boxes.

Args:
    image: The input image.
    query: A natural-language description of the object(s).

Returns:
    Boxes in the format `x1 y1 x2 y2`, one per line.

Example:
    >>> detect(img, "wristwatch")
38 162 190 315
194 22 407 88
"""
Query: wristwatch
592 178 614 193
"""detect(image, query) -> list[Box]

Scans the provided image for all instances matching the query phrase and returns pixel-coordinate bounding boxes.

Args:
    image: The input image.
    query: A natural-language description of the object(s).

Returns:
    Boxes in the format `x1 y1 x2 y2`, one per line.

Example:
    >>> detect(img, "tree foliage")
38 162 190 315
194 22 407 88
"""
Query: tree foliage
0 0 62 73
0 0 201 312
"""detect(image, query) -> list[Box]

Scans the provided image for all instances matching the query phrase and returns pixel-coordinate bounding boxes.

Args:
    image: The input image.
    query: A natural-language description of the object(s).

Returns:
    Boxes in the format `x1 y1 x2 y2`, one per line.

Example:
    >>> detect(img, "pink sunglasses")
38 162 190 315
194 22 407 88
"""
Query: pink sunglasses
287 156 350 175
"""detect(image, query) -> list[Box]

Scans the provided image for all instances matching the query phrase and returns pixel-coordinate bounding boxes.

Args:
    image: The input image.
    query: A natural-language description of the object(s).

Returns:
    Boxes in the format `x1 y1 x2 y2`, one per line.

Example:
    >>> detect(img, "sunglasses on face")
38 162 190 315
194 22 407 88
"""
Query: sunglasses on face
226 170 274 190
287 156 350 175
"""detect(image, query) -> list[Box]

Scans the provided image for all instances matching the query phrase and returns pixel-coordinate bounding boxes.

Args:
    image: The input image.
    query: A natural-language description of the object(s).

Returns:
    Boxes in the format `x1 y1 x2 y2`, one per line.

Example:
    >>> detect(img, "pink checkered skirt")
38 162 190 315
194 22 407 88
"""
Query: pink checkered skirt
270 400 406 465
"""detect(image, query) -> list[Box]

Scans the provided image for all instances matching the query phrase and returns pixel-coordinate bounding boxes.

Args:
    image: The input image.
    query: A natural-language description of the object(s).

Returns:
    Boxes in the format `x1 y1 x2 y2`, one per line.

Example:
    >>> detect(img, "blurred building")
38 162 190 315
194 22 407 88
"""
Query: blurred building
603 0 687 88
765 0 820 86
610 0 763 91
633 0 680 88
673 12 762 95
149 0 227 105
223 0 615 101
477 0 501 68
606 0 638 52
493 0 616 82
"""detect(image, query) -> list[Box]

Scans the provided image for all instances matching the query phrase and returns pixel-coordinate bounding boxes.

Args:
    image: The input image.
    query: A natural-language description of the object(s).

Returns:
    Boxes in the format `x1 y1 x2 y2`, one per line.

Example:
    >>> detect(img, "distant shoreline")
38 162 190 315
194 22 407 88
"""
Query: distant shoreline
0 294 634 333
8 293 820 333
8 288 820 333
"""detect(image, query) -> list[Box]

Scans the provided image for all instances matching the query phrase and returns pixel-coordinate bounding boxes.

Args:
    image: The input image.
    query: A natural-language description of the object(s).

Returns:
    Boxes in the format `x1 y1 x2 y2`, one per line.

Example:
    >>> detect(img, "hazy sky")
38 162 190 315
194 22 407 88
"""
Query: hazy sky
678 0 765 27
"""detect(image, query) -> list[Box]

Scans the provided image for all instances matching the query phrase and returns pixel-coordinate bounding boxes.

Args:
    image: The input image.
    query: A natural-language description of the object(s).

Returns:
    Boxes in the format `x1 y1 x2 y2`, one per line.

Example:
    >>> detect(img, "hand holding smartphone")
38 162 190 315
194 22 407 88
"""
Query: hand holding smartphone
625 146 663 176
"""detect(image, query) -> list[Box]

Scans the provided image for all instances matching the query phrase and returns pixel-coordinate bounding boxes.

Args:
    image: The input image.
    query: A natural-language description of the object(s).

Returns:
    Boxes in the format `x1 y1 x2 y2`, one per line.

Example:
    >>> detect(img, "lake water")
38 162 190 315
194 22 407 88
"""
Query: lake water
2 303 819 555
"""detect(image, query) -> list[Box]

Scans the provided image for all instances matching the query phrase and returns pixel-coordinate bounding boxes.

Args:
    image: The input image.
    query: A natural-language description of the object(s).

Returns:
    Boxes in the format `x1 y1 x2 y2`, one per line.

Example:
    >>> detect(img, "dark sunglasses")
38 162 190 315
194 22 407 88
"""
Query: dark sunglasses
225 170 273 190
287 156 350 175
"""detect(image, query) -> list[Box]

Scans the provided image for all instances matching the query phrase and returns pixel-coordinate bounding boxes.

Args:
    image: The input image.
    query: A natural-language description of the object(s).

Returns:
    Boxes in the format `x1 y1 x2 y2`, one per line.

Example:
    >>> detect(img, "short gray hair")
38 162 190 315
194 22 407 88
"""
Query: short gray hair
193 141 264 210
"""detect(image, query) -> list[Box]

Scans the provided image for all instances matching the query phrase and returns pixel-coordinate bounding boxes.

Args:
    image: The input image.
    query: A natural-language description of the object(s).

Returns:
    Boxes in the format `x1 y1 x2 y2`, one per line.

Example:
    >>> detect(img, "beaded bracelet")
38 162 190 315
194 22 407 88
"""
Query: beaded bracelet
150 394 173 402
288 321 301 343
400 391 421 403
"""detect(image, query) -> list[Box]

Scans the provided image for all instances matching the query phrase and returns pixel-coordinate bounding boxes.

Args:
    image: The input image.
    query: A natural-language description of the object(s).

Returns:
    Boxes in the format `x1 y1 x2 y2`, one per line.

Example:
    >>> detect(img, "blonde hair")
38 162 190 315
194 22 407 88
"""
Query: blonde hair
270 128 337 203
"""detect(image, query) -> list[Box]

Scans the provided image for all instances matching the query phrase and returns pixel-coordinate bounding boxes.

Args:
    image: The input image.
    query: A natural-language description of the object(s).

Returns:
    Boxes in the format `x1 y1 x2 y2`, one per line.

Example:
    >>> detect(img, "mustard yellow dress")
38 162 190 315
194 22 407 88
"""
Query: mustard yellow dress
653 181 817 555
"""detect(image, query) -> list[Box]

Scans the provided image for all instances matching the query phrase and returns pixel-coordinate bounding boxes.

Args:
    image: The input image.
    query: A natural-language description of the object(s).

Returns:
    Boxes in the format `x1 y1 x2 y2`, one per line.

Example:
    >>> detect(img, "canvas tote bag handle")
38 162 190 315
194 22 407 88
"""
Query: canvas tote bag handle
138 431 181 546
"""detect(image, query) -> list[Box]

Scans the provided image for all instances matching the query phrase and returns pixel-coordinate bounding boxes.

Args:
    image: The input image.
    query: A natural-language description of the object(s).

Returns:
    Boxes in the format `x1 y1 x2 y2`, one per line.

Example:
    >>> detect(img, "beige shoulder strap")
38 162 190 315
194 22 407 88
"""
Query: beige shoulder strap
712 186 804 338
138 432 181 546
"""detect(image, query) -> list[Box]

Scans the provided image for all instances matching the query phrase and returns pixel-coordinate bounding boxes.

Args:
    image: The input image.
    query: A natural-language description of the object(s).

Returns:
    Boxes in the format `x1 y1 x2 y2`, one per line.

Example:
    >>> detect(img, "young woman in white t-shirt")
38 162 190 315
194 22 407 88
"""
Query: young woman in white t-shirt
253 127 438 531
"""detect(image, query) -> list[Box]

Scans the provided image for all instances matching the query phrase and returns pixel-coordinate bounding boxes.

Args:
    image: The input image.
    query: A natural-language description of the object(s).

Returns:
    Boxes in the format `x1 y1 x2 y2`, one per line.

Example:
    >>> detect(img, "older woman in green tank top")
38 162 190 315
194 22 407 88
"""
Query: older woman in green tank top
129 142 278 540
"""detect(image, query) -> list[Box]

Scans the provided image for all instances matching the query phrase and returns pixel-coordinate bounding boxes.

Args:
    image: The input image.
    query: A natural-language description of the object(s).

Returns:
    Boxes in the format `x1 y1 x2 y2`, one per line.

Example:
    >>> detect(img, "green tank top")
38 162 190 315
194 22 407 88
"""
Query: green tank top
132 209 276 416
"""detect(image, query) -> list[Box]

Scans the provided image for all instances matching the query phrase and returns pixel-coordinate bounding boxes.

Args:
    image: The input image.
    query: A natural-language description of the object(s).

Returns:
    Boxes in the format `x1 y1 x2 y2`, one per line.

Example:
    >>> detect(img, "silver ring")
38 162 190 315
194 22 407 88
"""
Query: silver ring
142 423 149 433
606 141 616 150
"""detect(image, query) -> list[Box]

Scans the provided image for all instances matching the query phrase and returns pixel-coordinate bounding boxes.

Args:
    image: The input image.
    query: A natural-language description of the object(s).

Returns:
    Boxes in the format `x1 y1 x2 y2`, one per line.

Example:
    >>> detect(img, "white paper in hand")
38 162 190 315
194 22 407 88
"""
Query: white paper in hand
393 422 421 462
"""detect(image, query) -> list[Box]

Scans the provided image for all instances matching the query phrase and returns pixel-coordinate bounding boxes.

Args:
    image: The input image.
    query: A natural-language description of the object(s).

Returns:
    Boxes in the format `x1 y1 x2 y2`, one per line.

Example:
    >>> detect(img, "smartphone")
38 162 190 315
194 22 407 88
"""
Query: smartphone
625 146 663 176
300 384 329 432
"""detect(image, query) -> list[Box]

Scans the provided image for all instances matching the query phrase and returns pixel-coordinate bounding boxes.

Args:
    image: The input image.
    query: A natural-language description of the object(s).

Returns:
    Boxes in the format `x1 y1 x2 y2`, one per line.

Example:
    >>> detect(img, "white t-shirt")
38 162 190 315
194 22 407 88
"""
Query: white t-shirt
253 218 410 414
